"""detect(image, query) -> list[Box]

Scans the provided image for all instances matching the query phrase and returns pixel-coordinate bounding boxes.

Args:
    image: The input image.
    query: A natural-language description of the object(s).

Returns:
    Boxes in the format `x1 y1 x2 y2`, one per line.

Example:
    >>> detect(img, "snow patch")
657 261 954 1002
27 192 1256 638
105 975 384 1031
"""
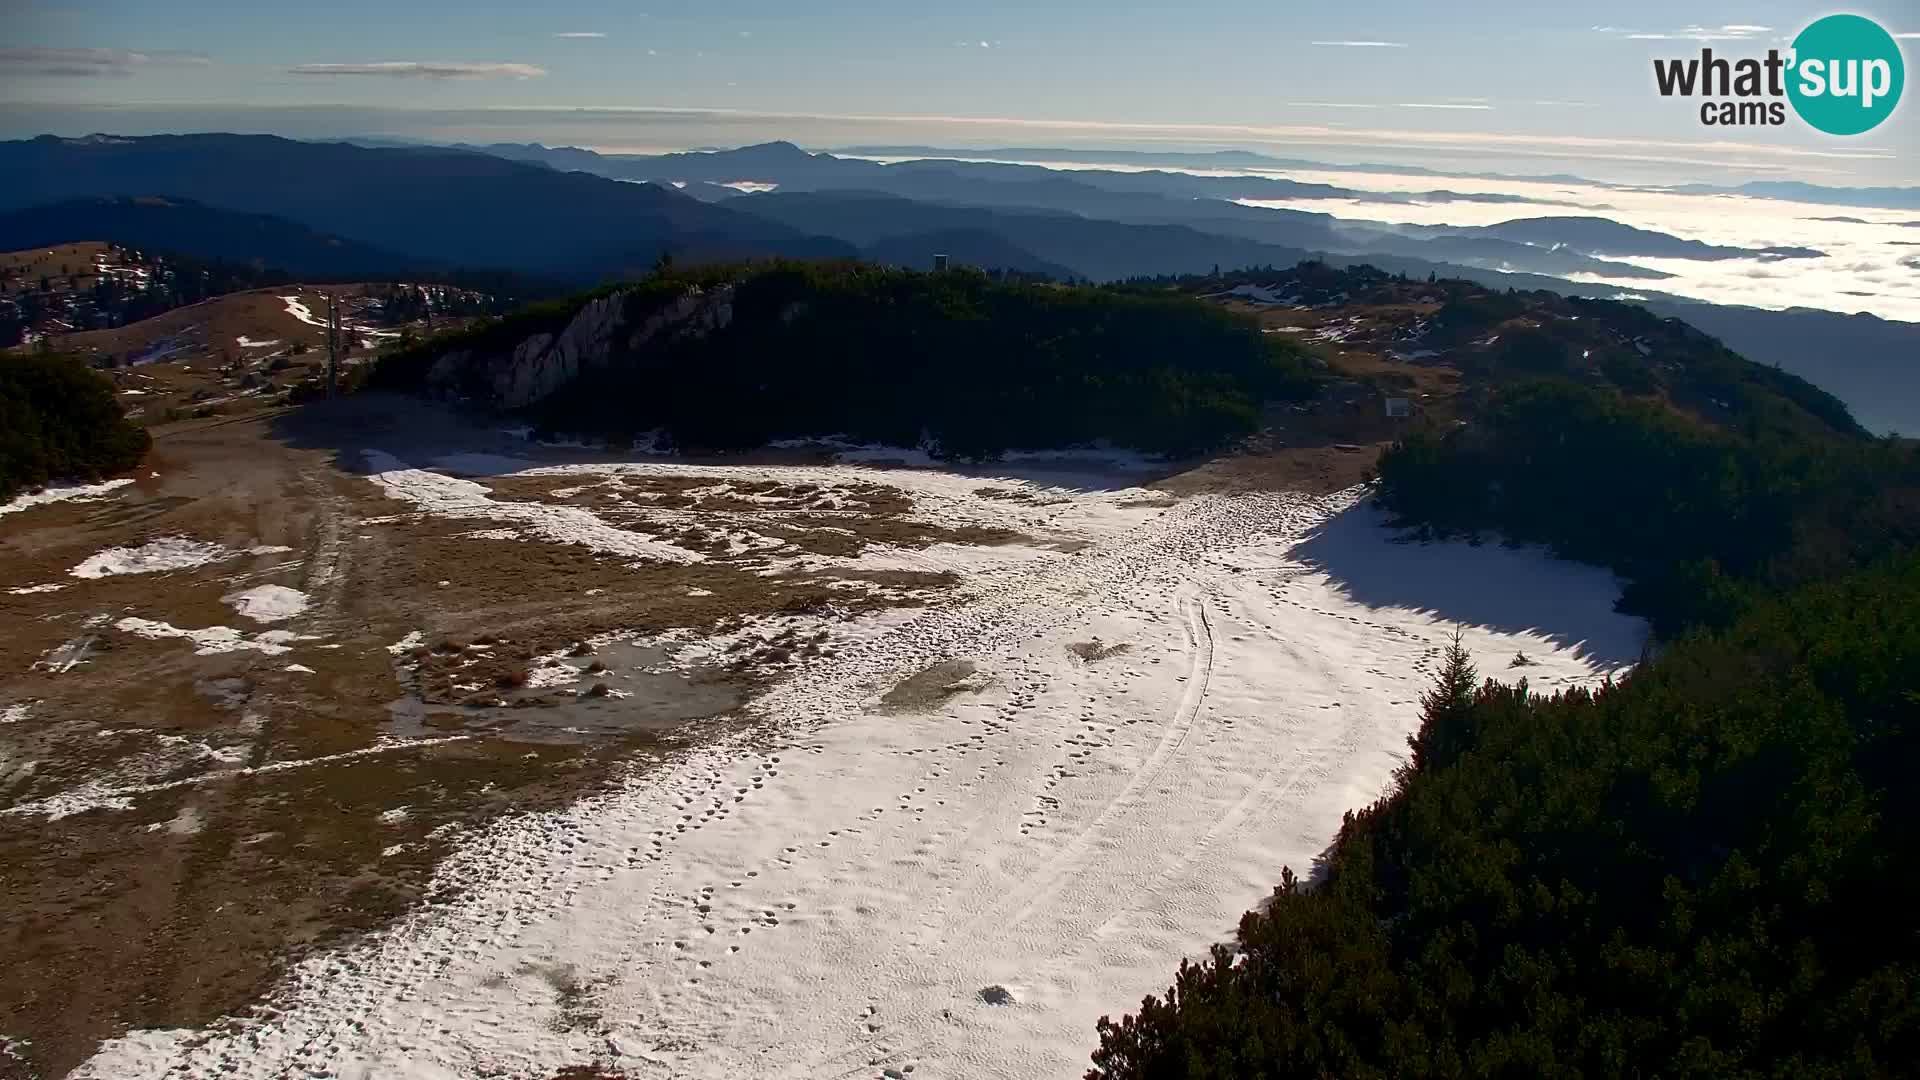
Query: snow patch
280 296 321 327
525 663 584 689
0 477 134 517
115 617 315 656
147 806 205 836
71 537 284 579
222 585 310 623
361 450 701 565
7 583 66 595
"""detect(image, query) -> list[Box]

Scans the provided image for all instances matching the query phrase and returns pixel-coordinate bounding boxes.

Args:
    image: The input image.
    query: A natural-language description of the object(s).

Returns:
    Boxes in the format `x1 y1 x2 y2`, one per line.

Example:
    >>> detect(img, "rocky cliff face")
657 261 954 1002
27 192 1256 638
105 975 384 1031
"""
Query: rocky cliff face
426 284 735 408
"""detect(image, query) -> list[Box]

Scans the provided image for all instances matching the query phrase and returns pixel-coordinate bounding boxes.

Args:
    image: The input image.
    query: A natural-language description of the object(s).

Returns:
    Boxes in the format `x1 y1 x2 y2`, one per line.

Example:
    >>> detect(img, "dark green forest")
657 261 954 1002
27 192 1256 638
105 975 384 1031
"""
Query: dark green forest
376 262 1323 459
1090 557 1919 1078
1091 368 1920 1075
0 353 150 501
1371 380 1918 637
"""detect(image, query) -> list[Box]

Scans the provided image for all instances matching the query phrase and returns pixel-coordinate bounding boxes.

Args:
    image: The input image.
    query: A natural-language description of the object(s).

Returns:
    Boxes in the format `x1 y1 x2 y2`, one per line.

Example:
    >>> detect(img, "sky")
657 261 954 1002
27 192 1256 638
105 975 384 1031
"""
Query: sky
1 0 1916 184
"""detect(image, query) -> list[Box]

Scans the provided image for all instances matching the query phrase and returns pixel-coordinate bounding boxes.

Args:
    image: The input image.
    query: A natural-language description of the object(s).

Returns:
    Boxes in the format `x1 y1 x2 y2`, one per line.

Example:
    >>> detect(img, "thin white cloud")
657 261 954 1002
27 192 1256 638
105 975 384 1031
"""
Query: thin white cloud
1895 32 1920 39
0 46 210 77
288 61 545 79
552 32 606 39
1295 101 1494 110
1310 40 1408 48
1610 23 1774 41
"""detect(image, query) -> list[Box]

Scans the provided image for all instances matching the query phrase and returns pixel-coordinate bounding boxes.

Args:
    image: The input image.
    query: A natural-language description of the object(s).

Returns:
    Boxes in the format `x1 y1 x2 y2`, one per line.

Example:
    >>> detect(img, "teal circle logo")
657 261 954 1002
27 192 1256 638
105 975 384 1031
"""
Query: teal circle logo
1787 14 1904 135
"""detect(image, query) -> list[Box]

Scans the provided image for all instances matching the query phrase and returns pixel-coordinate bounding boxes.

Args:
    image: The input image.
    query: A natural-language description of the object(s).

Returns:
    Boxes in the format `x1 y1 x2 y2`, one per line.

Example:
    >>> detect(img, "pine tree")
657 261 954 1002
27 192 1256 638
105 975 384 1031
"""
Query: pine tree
1403 627 1477 775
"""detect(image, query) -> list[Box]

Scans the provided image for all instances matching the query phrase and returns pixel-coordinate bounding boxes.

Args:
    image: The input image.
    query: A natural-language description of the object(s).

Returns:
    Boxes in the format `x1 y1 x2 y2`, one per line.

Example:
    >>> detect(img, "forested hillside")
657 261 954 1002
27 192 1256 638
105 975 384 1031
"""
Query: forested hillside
1090 556 1920 1078
1372 381 1917 635
376 262 1323 458
1090 274 1920 1075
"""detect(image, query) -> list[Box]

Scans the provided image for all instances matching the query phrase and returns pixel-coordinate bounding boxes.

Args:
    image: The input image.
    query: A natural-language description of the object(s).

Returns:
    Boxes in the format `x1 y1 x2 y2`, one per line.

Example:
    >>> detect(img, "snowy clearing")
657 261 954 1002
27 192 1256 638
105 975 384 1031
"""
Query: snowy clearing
0 477 134 518
74 476 1641 1080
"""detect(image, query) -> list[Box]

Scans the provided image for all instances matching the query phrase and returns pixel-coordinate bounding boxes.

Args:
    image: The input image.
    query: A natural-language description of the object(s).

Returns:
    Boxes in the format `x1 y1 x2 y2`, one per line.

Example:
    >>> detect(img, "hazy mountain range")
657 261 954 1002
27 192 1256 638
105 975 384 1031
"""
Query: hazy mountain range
3 132 1915 433
0 134 855 279
832 145 1920 211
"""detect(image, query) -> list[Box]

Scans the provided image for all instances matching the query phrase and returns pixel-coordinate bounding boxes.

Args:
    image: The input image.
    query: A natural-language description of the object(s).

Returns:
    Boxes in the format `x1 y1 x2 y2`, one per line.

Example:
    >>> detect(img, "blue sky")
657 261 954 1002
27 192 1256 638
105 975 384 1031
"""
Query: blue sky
2 0 1914 183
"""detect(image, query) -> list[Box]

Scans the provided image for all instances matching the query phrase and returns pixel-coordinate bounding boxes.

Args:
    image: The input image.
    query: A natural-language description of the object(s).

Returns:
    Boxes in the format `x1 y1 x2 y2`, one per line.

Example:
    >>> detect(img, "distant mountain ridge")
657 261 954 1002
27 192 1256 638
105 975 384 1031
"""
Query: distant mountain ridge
836 146 1920 210
7 132 1912 435
1456 217 1823 261
1668 180 1920 211
0 134 855 281
399 141 1804 277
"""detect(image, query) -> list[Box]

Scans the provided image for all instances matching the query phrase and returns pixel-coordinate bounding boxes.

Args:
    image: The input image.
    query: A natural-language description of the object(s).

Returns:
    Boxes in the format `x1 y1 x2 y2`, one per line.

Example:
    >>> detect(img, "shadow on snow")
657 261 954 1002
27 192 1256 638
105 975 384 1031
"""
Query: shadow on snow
1291 498 1647 670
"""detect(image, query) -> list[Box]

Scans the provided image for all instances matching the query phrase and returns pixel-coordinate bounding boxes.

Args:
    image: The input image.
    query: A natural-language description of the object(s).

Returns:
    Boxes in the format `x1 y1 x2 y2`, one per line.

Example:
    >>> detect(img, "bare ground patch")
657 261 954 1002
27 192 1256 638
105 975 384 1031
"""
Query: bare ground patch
1069 639 1133 663
880 659 992 713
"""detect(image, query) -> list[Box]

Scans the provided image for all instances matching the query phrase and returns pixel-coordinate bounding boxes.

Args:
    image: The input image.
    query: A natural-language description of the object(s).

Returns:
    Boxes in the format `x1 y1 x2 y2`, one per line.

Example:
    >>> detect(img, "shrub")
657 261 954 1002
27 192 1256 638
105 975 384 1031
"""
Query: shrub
0 353 150 501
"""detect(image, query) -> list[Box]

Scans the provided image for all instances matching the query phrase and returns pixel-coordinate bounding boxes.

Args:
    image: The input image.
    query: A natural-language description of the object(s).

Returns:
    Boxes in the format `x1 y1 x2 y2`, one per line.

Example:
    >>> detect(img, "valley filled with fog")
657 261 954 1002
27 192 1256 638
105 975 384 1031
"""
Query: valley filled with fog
874 154 1920 322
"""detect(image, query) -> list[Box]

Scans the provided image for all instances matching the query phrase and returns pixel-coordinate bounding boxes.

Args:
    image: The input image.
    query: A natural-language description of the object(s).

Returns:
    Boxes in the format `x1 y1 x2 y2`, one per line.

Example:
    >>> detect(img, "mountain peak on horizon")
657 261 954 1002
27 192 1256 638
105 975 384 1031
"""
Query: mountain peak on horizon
725 140 818 159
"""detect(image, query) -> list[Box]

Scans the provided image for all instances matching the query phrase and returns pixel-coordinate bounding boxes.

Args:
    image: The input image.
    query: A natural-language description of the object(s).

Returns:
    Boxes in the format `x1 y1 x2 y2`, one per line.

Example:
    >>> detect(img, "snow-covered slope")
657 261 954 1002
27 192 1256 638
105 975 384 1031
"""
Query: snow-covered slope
76 482 1641 1080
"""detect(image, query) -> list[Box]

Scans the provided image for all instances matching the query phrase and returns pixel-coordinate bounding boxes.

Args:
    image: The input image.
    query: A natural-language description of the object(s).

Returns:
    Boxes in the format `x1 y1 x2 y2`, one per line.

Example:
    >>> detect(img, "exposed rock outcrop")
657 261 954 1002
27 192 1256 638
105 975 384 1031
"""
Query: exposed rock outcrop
424 284 737 408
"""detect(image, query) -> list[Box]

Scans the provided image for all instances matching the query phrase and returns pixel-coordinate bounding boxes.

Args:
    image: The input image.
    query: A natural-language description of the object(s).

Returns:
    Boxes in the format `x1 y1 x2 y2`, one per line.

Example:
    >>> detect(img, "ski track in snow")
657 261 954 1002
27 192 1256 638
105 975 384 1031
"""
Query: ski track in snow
74 479 1642 1080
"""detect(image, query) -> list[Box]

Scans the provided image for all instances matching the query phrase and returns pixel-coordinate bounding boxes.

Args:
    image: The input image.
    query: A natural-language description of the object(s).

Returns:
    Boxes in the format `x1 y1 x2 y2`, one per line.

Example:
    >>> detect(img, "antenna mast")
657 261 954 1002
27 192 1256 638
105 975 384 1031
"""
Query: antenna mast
325 293 339 399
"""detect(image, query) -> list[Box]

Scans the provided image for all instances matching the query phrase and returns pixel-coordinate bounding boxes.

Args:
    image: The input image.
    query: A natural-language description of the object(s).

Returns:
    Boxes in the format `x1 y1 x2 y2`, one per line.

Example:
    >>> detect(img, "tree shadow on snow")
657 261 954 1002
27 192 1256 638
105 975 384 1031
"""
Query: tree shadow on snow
267 392 1164 492
1290 498 1647 669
